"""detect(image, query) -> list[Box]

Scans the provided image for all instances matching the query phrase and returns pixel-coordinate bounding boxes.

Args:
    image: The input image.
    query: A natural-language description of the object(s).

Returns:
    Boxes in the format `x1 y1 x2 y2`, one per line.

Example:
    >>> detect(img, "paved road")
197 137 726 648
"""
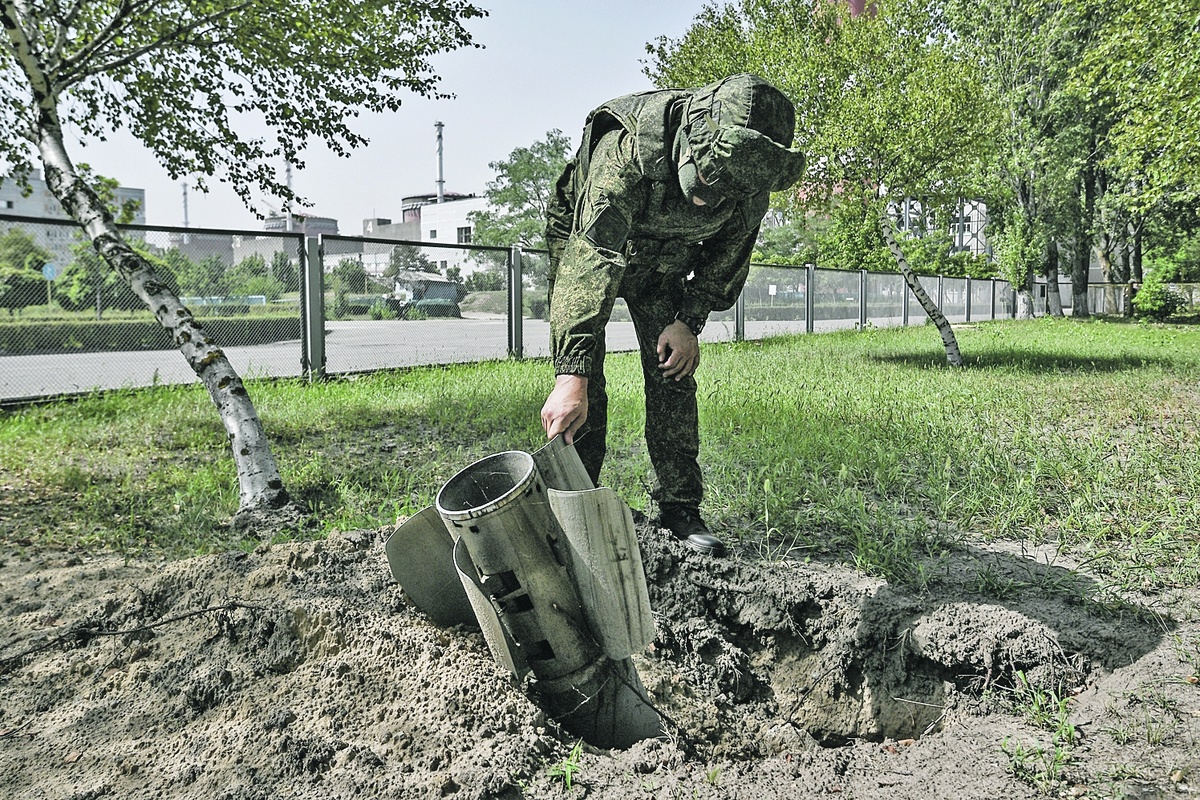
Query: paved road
1 312 957 402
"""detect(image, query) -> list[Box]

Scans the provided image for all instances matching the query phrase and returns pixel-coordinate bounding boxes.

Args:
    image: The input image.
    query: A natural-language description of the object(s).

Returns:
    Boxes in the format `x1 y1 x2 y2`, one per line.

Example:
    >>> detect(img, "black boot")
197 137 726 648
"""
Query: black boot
659 504 726 557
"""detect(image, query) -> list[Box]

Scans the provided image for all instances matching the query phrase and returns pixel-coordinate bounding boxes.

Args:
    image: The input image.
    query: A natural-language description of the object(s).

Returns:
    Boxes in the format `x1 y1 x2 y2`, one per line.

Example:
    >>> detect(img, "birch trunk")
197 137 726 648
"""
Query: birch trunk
879 216 963 367
33 109 292 520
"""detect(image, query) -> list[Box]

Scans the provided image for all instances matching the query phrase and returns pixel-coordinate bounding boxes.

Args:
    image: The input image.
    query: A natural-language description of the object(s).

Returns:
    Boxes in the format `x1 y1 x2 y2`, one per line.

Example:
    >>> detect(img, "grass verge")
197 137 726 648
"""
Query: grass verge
1 317 1197 590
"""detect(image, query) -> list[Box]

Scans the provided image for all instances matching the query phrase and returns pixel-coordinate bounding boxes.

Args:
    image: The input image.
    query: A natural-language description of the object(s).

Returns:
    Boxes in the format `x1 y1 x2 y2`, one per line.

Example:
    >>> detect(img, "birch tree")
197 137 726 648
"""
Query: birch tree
0 0 483 528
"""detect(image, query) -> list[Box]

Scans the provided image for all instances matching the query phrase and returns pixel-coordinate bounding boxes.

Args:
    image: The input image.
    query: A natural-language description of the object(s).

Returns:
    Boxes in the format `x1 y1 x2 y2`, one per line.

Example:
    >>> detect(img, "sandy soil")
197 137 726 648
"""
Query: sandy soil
1 524 1197 800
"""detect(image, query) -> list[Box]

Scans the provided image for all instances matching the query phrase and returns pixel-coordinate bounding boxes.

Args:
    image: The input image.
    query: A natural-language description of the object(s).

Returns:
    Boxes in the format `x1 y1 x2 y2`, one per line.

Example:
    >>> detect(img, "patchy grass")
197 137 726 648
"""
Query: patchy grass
2 318 1198 590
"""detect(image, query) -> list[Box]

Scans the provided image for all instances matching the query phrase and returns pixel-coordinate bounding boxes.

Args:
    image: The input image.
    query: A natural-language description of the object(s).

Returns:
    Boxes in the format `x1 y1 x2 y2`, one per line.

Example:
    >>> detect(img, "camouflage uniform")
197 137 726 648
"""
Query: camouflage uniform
546 74 805 510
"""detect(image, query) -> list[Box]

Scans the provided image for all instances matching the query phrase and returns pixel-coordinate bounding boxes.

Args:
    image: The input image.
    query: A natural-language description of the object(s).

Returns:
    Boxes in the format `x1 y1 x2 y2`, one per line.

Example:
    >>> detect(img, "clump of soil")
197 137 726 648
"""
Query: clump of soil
1 527 1197 799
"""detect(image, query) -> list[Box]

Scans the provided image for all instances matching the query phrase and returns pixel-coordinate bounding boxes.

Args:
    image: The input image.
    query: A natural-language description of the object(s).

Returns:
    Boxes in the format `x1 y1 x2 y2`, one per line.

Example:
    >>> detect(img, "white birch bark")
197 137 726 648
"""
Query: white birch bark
4 4 291 517
879 216 963 367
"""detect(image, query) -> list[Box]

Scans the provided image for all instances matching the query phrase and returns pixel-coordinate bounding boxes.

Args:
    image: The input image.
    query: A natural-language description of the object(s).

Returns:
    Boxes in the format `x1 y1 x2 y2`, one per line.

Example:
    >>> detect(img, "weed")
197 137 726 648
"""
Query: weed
546 740 583 792
970 564 1024 599
1012 670 1076 745
1001 671 1079 794
1002 736 1070 795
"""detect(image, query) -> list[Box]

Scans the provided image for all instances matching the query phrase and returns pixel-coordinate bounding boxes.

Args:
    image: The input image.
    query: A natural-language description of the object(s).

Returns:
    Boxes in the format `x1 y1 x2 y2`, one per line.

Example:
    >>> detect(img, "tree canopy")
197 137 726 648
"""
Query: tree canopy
0 0 486 212
646 0 999 274
468 129 572 250
648 0 1200 312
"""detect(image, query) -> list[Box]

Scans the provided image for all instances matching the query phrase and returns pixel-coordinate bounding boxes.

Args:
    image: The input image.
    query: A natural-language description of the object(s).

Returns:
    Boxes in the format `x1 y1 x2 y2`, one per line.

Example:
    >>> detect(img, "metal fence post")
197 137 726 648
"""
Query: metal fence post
805 264 815 334
735 290 746 342
859 269 868 329
990 279 996 320
303 236 325 381
509 246 524 359
937 274 944 312
965 276 973 322
902 281 910 326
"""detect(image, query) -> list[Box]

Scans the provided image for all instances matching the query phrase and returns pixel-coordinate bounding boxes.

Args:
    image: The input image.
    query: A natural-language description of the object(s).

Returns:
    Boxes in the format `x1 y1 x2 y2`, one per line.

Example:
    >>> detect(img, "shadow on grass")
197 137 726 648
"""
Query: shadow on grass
869 349 1172 373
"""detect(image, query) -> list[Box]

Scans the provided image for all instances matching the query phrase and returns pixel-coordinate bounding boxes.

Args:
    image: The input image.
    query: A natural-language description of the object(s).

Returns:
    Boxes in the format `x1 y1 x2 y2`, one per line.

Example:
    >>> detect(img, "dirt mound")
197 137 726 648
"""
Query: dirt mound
1 528 1196 799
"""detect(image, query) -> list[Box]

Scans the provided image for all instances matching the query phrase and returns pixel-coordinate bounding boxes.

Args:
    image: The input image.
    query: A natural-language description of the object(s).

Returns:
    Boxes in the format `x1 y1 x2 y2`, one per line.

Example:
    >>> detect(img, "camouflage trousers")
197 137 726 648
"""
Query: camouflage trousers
573 271 703 510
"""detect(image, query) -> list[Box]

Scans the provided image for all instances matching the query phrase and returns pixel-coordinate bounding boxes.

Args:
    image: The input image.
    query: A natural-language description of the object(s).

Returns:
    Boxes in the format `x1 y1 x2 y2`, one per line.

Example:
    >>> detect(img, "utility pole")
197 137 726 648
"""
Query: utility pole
181 181 191 245
286 162 295 232
435 121 445 203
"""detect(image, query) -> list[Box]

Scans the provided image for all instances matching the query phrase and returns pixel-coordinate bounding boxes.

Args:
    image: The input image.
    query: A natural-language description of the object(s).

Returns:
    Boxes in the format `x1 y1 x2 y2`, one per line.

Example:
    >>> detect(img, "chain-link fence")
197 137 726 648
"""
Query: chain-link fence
11 212 1179 404
0 214 304 401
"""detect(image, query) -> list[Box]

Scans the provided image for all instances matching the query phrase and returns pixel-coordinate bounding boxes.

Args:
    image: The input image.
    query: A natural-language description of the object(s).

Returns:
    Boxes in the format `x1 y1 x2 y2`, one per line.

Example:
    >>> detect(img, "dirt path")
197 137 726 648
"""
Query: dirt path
1 527 1196 799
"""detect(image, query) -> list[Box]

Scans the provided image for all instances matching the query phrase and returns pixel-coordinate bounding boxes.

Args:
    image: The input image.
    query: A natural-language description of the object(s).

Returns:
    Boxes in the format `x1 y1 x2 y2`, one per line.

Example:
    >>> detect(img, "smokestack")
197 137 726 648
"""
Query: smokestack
435 120 445 203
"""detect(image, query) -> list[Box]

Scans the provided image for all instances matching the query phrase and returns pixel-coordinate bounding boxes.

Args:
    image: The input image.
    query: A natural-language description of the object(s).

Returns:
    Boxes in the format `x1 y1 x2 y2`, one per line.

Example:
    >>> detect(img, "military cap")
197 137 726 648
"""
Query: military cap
677 74 806 203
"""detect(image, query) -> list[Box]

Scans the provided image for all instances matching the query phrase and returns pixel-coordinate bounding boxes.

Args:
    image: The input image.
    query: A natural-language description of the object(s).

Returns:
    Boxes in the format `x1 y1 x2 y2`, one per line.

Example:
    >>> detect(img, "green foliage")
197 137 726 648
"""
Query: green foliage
330 258 367 294
464 267 505 293
385 244 437 276
0 229 51 314
816 202 893 274
468 129 572 251
546 741 583 791
752 216 823 266
56 240 143 317
1145 233 1200 284
271 251 300 293
1068 0 1200 212
225 253 284 301
0 1 485 211
648 0 999 276
991 214 1048 287
1132 271 1186 321
367 299 396 320
895 229 993 278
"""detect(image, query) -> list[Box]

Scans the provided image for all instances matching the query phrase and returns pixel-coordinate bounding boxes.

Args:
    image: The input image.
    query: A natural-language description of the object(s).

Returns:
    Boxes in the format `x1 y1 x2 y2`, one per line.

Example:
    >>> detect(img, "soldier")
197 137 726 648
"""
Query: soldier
541 73 806 557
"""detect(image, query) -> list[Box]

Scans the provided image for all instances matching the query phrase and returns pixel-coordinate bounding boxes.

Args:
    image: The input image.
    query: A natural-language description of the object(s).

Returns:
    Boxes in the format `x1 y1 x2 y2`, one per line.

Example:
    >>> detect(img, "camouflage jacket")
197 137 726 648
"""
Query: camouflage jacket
545 89 770 377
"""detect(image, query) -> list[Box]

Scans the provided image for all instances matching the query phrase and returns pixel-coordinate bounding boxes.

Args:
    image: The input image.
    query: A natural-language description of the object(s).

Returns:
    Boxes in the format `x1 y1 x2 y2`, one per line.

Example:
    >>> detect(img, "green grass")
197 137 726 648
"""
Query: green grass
2 317 1198 590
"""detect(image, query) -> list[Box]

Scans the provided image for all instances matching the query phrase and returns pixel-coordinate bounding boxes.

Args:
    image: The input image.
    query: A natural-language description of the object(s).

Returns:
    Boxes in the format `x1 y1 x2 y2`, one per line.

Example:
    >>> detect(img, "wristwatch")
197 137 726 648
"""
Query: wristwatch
674 312 706 337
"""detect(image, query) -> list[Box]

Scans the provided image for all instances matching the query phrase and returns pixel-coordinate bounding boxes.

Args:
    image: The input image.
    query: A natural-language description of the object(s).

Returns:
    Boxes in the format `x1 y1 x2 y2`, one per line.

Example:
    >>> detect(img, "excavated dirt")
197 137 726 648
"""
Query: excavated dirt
1 525 1197 800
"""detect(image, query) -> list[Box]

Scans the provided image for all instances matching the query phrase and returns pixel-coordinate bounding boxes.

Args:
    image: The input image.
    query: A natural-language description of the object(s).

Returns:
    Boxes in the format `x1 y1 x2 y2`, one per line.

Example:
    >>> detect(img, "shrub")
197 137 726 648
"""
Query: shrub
1132 272 1186 321
368 299 396 320
413 298 460 318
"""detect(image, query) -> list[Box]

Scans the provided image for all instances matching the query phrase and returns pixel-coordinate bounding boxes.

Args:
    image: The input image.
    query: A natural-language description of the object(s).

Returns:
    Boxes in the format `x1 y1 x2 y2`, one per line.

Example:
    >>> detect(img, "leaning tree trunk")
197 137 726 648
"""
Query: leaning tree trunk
36 124 292 521
879 216 963 367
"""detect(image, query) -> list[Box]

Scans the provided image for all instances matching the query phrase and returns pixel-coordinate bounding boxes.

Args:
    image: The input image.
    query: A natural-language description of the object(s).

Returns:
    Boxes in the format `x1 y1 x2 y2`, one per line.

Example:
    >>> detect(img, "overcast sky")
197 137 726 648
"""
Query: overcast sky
68 1 705 233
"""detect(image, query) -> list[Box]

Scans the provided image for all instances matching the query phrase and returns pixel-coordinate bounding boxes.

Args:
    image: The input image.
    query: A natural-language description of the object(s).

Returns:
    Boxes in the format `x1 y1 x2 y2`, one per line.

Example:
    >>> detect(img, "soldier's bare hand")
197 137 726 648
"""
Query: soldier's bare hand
657 320 700 380
542 374 589 444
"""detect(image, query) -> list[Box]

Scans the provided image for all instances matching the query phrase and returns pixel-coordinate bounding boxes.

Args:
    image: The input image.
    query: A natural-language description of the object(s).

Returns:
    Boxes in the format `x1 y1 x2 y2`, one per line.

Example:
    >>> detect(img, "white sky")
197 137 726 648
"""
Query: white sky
68 1 705 232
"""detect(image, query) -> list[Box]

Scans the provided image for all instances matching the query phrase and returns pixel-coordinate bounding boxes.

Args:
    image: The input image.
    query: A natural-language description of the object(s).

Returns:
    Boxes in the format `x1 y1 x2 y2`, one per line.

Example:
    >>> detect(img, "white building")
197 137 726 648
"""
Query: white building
0 169 146 265
360 192 491 277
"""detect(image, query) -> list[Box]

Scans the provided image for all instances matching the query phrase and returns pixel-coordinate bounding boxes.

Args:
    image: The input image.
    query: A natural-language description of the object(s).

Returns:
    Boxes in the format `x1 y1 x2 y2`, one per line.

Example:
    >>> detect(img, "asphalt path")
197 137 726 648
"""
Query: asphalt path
1 313 946 402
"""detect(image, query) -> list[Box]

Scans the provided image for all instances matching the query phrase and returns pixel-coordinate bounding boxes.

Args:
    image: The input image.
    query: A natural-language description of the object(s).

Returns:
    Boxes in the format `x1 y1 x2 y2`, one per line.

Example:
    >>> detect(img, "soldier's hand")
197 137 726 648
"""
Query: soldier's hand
657 320 700 380
542 374 589 444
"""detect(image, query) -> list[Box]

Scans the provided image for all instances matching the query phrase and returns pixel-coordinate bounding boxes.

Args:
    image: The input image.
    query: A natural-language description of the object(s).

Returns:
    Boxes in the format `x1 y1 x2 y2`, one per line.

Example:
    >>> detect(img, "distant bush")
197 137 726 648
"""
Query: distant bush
413 298 460 318
1132 272 1186 321
0 316 301 355
368 299 396 320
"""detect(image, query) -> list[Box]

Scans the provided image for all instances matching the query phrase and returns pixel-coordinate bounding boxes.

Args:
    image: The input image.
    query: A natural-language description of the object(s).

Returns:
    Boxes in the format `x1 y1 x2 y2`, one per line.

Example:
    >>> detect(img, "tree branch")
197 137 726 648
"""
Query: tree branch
1 0 56 106
59 1 251 87
48 0 89 67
